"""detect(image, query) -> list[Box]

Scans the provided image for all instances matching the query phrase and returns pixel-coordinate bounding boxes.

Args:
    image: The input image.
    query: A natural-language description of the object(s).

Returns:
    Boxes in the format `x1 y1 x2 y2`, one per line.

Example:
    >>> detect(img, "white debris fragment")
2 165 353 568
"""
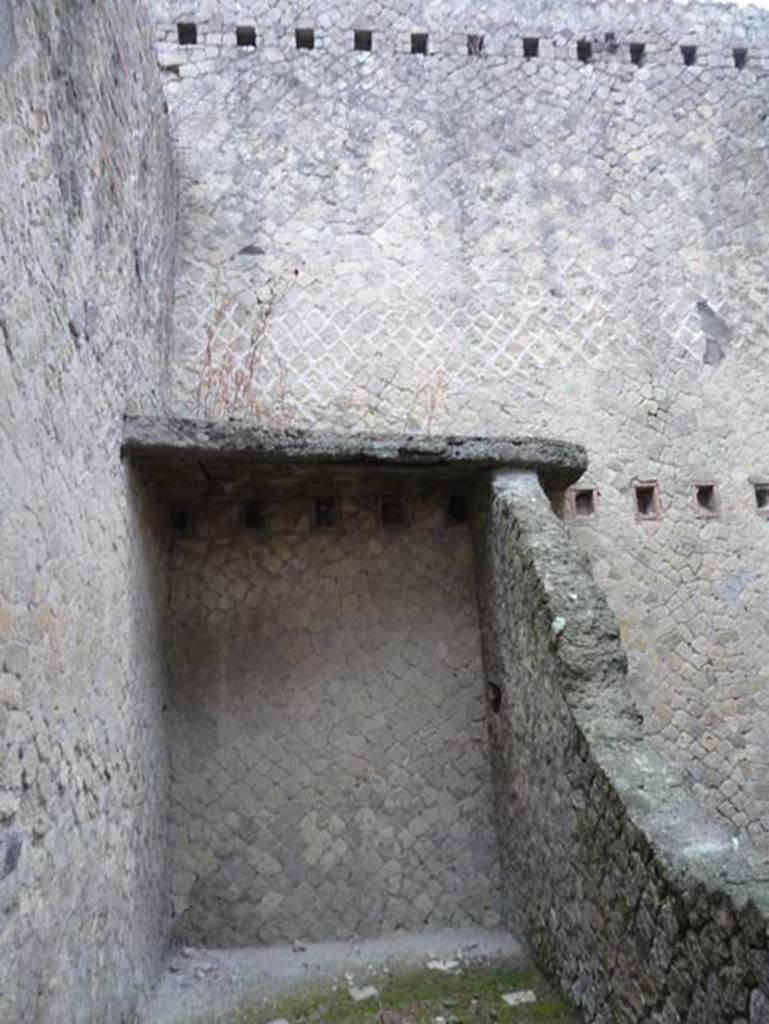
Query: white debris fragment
551 616 567 635
265 1019 291 1024
502 990 537 1007
456 942 479 961
349 984 379 1002
292 939 306 952
426 958 460 973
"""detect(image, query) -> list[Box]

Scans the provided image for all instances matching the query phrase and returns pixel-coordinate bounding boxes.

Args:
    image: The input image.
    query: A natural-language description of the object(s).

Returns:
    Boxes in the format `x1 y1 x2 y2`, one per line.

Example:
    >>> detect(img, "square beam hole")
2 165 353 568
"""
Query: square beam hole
354 29 372 51
236 26 256 47
245 501 266 530
314 497 337 528
694 482 719 517
467 34 484 56
177 22 197 45
170 505 191 533
755 483 769 514
634 482 660 520
681 45 697 66
295 28 315 50
447 492 468 524
733 47 748 69
523 37 539 59
577 39 592 63
573 488 597 517
411 33 428 55
380 496 407 527
630 42 645 66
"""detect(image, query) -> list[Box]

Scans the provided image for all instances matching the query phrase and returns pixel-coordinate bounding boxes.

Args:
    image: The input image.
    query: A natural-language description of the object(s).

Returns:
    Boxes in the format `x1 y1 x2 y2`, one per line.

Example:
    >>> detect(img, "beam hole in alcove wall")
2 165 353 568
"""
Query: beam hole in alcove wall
411 33 429 55
236 26 256 48
170 506 191 533
380 496 407 527
314 496 337 527
295 28 315 50
354 30 373 51
681 45 697 66
755 483 769 513
245 501 266 530
734 47 748 69
177 23 197 45
467 34 484 56
630 43 645 66
448 493 469 524
523 37 539 59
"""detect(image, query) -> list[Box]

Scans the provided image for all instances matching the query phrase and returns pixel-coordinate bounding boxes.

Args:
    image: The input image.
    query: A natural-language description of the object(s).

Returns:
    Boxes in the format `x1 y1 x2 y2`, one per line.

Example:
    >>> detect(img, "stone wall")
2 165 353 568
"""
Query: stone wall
148 0 769 848
0 2 175 1020
473 469 769 1024
166 487 501 945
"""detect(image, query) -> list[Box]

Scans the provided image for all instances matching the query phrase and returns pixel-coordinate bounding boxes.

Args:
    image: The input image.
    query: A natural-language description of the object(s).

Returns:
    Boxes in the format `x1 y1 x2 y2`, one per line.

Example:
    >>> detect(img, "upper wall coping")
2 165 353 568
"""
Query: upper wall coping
122 416 587 486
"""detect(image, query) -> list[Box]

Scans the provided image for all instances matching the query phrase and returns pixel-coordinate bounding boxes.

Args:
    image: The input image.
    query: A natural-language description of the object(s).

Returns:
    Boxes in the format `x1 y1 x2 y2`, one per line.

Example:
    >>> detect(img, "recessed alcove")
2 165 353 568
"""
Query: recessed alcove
123 419 585 948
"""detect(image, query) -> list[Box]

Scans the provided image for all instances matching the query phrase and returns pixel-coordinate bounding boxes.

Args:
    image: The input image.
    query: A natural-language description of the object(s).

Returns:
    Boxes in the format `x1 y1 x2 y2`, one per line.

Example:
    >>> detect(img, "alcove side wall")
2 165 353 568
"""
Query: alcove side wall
0 2 176 1019
473 471 769 1024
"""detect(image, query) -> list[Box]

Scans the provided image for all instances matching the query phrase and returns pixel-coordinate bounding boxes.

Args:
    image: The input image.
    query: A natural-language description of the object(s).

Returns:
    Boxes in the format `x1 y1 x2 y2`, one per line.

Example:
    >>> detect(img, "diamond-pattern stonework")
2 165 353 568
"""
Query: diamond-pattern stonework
167 493 501 945
149 0 769 852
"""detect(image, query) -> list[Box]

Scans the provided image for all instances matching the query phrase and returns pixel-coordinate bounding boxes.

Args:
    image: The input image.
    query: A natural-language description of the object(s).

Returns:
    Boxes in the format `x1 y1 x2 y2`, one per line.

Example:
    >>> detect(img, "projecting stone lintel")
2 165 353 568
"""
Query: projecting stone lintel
122 416 587 495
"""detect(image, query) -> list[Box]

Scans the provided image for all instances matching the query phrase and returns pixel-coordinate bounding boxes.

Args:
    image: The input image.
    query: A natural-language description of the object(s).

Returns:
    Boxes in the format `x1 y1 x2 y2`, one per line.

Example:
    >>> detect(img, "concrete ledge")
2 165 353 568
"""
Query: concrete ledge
122 416 587 494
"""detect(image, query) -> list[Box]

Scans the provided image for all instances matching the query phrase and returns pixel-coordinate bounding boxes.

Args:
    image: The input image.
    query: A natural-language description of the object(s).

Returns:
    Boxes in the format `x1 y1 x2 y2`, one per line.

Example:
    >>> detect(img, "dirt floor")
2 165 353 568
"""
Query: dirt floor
142 928 579 1024
231 963 579 1024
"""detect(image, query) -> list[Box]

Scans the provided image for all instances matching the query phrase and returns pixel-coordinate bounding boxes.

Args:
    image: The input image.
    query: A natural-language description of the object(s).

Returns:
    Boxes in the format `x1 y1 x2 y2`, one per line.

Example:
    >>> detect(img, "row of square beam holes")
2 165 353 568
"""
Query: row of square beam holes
175 24 751 67
569 481 769 520
170 493 469 533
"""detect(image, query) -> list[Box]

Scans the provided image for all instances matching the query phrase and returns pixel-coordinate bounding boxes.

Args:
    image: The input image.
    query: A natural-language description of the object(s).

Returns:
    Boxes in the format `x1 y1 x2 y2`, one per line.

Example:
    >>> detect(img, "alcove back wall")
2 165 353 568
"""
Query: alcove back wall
166 490 501 945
